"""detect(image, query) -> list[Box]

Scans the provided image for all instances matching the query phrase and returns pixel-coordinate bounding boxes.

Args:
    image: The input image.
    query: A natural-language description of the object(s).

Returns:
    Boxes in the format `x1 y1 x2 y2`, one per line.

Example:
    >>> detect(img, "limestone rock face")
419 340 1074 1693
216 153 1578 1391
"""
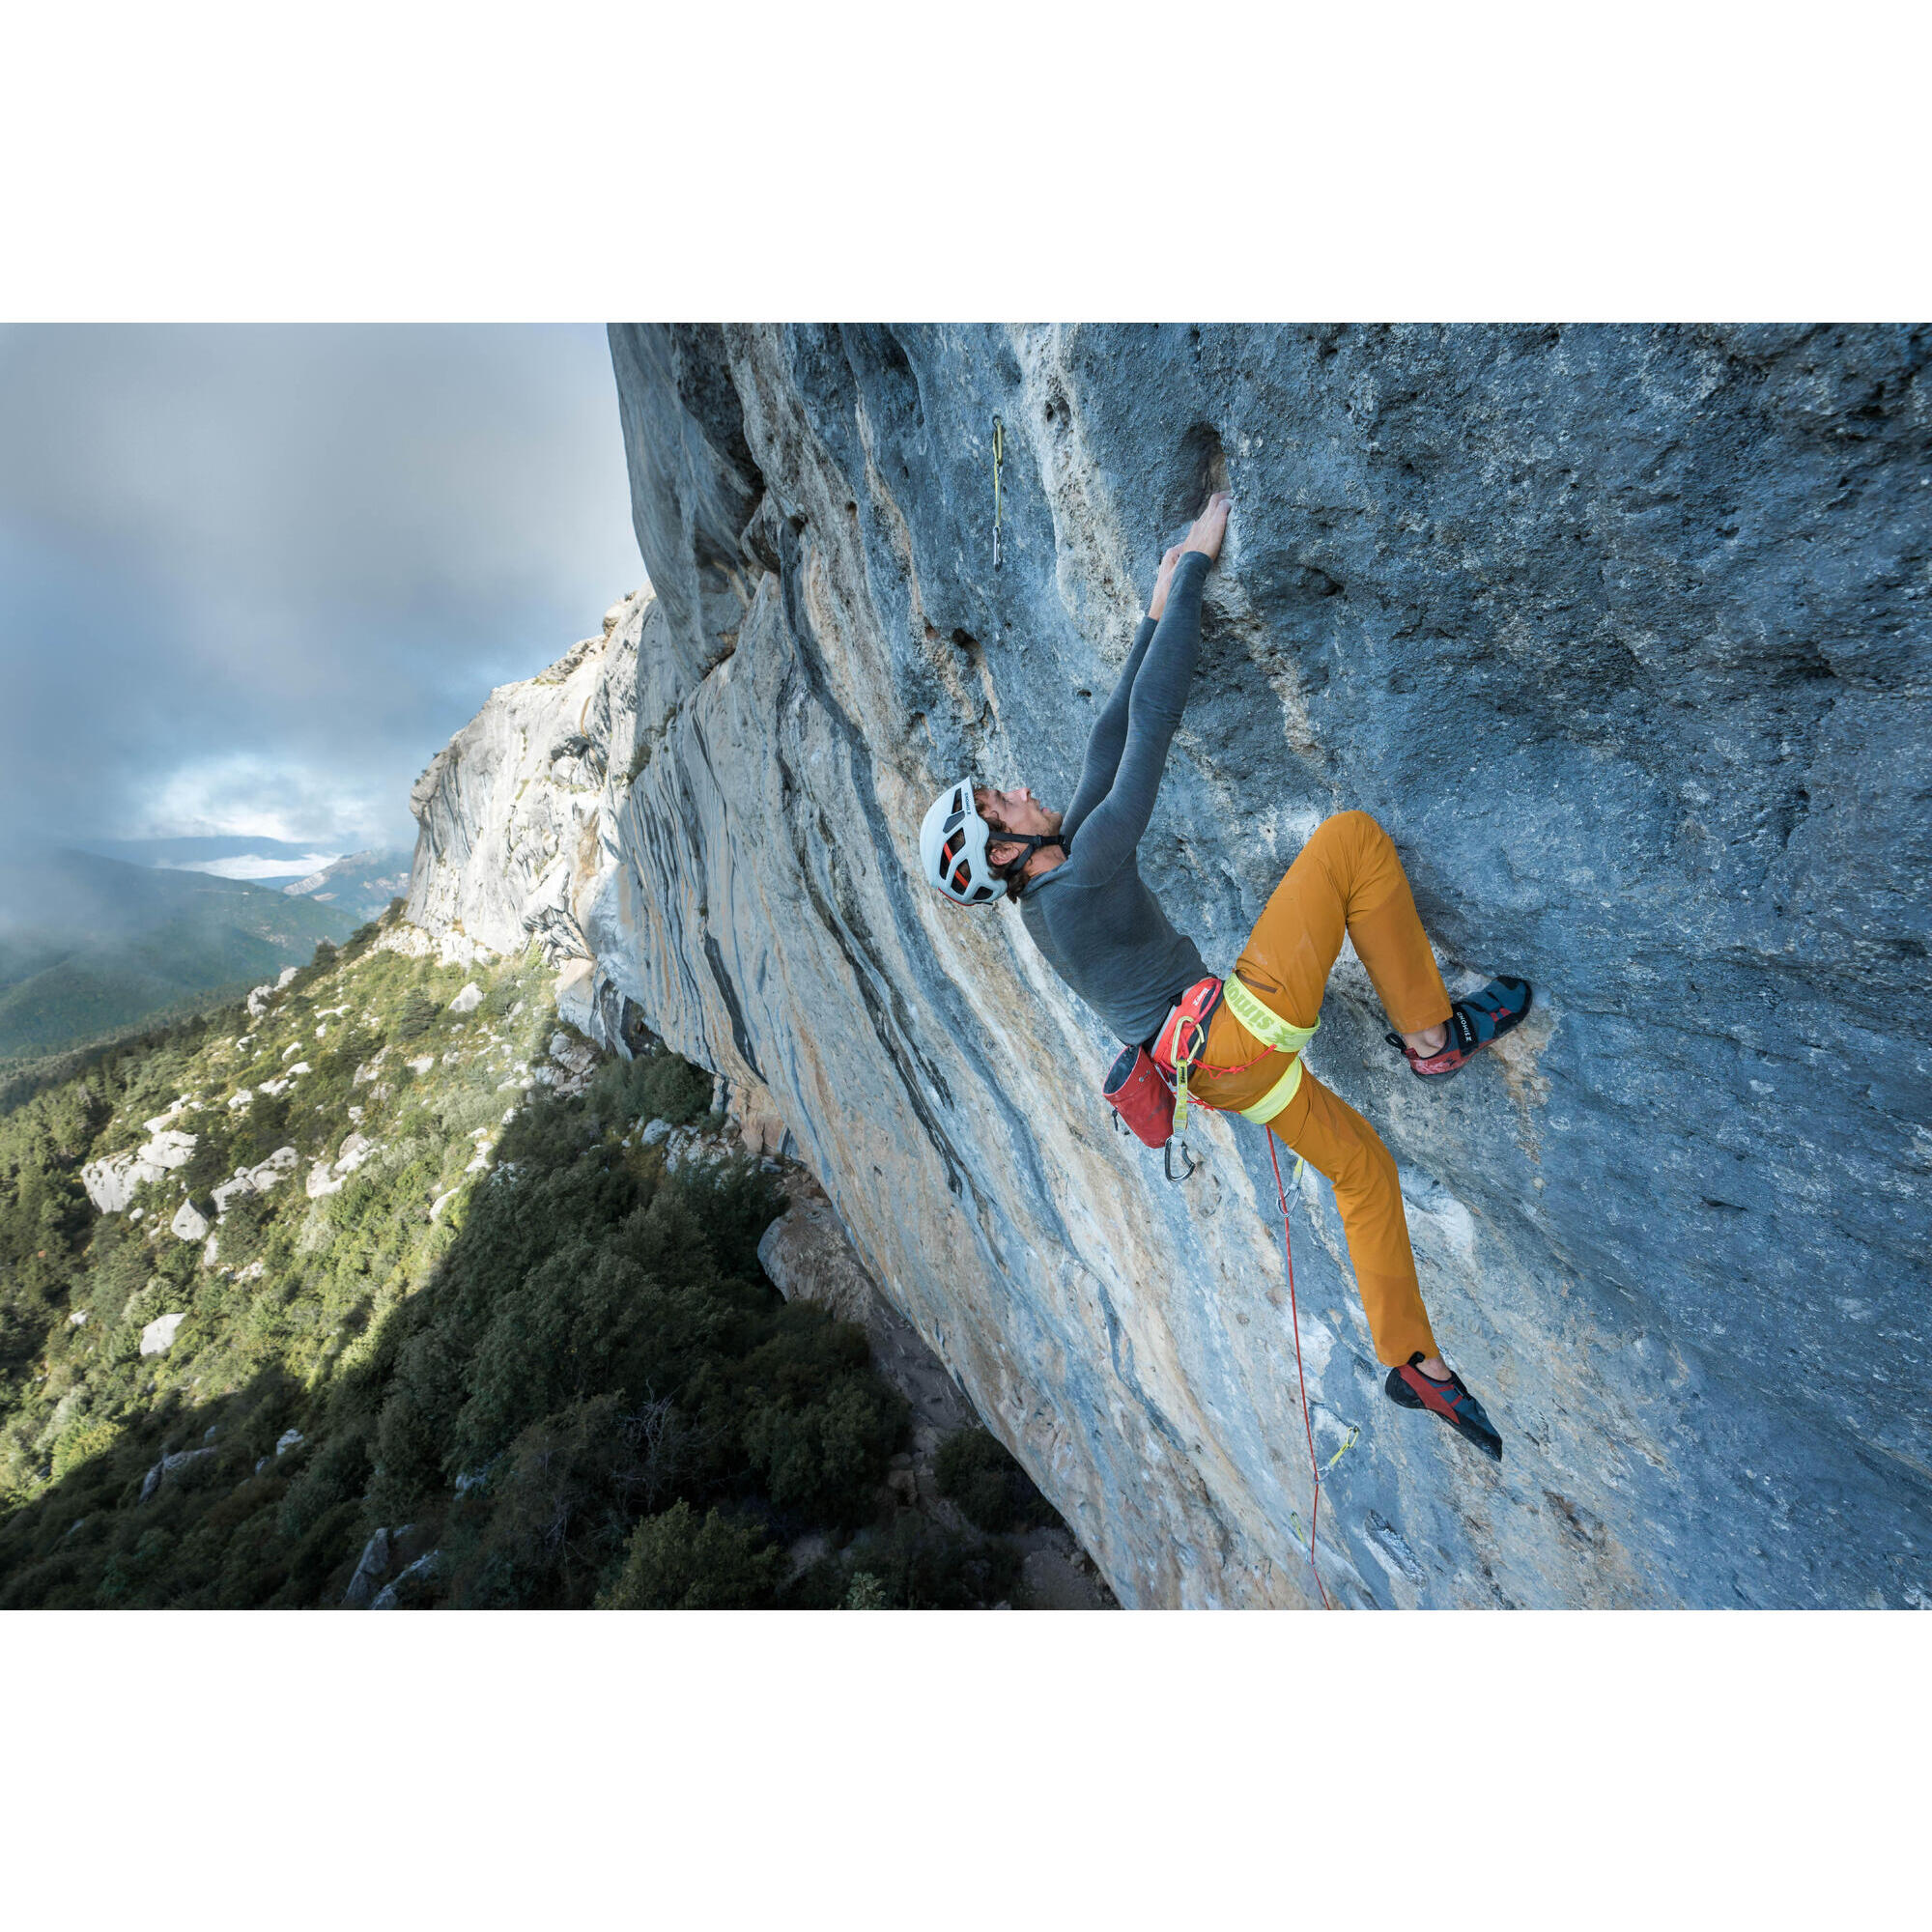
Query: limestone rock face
406 611 644 964
405 324 1929 1609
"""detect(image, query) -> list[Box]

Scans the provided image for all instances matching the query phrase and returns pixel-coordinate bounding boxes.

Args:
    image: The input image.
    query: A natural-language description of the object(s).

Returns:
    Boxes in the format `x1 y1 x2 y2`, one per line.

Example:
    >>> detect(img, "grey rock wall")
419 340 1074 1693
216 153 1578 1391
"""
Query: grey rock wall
412 323 1929 1608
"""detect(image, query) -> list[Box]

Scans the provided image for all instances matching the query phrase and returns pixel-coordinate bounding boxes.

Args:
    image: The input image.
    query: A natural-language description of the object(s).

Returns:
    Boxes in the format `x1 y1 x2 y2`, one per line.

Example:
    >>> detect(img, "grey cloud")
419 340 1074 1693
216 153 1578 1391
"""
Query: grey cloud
0 325 643 848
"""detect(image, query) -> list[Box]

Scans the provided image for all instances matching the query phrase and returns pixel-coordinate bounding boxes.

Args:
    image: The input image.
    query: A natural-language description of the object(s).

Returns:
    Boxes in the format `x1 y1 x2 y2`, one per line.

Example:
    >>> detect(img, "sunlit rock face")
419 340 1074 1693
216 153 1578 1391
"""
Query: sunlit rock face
408 324 1930 1608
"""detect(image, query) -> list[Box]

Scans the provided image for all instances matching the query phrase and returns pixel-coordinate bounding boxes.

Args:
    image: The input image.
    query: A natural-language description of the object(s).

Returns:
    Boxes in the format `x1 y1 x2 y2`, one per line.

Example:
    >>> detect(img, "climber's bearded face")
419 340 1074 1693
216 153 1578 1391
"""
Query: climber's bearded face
976 784 1061 840
975 784 1061 872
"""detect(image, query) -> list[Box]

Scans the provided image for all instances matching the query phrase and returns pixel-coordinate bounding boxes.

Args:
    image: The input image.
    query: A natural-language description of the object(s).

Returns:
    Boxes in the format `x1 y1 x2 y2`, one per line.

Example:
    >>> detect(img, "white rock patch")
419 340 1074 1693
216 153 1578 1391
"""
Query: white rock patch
139 1311 187 1355
81 1128 199 1214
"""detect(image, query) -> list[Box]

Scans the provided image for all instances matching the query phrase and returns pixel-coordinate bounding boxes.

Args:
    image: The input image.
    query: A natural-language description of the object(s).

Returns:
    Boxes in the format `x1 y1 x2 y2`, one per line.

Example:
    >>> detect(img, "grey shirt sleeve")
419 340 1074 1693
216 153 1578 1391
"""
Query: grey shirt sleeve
1062 550 1210 884
1063 612 1158 842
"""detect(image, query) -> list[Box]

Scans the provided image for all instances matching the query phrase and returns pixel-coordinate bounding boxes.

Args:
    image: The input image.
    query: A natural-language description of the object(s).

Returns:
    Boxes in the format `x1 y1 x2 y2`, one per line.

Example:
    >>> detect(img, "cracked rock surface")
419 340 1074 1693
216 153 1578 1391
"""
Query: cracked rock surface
407 324 1929 1608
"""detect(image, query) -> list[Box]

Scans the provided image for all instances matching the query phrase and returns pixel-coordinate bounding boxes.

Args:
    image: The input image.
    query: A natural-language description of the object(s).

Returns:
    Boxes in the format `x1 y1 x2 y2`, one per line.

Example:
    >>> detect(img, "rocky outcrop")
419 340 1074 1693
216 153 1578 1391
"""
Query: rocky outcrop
405 325 1929 1610
81 1127 197 1213
305 1130 376 1201
137 1443 213 1501
210 1146 299 1218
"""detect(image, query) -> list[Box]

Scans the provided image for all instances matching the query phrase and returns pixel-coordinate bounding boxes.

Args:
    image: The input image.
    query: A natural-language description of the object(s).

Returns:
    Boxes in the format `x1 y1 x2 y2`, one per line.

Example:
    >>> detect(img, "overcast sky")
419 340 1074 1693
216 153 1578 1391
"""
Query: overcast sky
0 326 644 855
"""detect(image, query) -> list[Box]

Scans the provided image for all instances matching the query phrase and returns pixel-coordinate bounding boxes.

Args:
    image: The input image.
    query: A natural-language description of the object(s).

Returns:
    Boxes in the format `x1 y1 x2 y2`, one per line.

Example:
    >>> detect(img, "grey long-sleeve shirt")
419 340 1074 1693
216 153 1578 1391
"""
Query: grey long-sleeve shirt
1018 549 1211 1045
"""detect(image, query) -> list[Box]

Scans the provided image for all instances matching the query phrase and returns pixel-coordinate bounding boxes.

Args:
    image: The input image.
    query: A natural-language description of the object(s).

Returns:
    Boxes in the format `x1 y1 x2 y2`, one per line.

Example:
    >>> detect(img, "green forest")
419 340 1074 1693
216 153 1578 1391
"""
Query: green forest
0 909 1061 1608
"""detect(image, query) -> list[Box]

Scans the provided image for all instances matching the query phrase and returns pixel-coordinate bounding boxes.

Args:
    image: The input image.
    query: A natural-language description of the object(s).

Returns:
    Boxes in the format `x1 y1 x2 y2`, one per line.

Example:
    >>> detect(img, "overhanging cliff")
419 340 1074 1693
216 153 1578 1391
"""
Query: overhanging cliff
409 324 1930 1608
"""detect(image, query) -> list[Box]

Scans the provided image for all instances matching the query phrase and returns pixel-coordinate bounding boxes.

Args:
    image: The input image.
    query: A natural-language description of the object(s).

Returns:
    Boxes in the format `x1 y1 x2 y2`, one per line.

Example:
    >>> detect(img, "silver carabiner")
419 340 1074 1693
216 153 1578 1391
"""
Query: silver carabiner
1164 1137 1197 1184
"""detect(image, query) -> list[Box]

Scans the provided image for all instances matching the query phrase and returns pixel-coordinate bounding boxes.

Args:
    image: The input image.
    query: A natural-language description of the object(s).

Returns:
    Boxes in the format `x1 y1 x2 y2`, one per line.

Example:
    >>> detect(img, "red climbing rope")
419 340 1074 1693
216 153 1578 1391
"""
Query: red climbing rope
1266 1131 1332 1610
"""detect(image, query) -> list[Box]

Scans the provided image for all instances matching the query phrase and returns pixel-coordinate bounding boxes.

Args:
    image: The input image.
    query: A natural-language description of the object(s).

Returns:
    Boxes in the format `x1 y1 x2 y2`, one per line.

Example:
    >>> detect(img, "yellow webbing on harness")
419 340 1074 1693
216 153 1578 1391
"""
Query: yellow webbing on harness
1221 976 1320 1126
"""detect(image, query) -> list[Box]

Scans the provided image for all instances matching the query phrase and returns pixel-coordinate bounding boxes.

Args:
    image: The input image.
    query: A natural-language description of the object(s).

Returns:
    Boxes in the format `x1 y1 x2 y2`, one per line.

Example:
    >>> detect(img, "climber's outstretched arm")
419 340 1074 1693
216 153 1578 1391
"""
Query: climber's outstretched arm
1064 548 1212 881
1063 609 1159 843
1062 497 1231 850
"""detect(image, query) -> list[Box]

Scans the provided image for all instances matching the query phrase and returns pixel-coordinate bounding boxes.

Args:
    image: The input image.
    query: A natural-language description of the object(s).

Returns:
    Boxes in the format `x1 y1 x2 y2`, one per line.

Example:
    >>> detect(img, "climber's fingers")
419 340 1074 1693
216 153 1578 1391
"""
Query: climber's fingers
1184 492 1233 560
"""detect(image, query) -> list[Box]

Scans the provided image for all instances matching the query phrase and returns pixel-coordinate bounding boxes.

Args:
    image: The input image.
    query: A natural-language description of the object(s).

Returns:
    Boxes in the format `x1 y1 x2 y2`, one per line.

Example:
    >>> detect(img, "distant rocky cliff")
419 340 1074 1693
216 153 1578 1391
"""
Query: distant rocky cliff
406 324 1930 1608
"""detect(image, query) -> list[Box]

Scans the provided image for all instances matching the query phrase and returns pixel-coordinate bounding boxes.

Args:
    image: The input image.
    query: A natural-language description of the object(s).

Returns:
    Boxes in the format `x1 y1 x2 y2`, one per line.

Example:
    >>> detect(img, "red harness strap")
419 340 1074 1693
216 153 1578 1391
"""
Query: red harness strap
1152 976 1276 1134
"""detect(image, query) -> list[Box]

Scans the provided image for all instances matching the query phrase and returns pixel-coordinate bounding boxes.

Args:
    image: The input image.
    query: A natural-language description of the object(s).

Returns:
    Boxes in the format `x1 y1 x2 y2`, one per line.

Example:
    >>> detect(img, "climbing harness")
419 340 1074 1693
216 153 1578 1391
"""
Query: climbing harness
1100 973 1322 1183
991 414 1005 570
1152 977 1226 1139
1220 975 1320 1123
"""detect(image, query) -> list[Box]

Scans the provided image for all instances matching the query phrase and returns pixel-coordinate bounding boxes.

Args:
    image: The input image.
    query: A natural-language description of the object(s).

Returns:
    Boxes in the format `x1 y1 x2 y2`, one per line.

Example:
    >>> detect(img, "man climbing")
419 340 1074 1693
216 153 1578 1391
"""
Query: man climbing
918 491 1529 1463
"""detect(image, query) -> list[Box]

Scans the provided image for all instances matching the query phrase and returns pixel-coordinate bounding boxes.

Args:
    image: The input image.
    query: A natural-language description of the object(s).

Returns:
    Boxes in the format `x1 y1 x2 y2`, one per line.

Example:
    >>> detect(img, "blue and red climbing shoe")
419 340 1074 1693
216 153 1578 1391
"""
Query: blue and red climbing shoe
1388 975 1532 1080
1384 1353 1504 1463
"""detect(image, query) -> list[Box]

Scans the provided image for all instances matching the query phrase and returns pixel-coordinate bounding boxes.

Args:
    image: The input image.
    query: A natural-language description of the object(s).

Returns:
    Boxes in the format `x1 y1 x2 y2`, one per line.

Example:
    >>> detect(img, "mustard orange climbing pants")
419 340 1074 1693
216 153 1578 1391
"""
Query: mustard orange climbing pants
1187 811 1452 1367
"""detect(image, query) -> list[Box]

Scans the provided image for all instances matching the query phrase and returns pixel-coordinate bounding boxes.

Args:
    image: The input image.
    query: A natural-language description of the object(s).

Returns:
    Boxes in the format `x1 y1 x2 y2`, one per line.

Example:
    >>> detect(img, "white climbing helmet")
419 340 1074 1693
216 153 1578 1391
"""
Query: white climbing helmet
920 779 1007 906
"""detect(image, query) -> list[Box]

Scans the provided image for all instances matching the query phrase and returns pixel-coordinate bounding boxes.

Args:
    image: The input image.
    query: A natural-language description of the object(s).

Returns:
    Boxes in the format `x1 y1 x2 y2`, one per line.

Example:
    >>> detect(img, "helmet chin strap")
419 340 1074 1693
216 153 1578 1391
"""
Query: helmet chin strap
991 830 1067 879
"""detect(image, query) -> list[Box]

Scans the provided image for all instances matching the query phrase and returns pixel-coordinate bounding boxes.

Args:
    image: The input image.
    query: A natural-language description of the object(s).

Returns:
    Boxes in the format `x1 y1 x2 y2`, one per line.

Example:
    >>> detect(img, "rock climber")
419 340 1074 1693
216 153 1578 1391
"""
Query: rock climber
918 491 1529 1463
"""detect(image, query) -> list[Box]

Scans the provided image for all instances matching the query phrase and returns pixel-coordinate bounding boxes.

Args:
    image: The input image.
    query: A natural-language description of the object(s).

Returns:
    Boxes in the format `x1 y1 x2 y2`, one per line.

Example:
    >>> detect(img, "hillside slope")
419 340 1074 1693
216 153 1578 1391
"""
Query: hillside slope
0 847 356 1070
408 324 1928 1608
0 911 1098 1608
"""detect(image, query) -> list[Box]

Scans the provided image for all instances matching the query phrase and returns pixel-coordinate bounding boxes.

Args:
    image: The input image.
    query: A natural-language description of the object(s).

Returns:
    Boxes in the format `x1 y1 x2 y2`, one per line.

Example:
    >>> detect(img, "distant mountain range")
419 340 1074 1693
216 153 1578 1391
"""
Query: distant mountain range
67 836 412 921
275 850 412 921
0 846 359 1081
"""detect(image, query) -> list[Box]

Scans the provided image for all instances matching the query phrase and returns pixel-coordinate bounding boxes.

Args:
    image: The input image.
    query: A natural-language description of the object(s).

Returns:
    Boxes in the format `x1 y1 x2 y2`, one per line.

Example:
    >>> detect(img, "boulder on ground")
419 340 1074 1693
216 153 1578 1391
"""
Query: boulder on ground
371 1549 440 1609
80 1128 200 1213
554 958 597 1034
138 1444 215 1504
448 980 483 1014
170 1199 210 1241
139 1311 186 1356
536 1031 598 1097
212 1146 299 1217
342 1527 393 1607
211 1173 253 1216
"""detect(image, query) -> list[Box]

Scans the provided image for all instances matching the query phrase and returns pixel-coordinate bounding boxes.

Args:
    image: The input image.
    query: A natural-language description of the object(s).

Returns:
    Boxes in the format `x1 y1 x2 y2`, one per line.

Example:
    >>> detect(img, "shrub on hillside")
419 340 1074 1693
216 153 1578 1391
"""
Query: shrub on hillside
590 1049 712 1131
393 991 439 1041
0 940 952 1614
735 1307 905 1525
934 1427 1054 1535
597 1500 782 1609
829 1511 1023 1609
439 1393 693 1608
